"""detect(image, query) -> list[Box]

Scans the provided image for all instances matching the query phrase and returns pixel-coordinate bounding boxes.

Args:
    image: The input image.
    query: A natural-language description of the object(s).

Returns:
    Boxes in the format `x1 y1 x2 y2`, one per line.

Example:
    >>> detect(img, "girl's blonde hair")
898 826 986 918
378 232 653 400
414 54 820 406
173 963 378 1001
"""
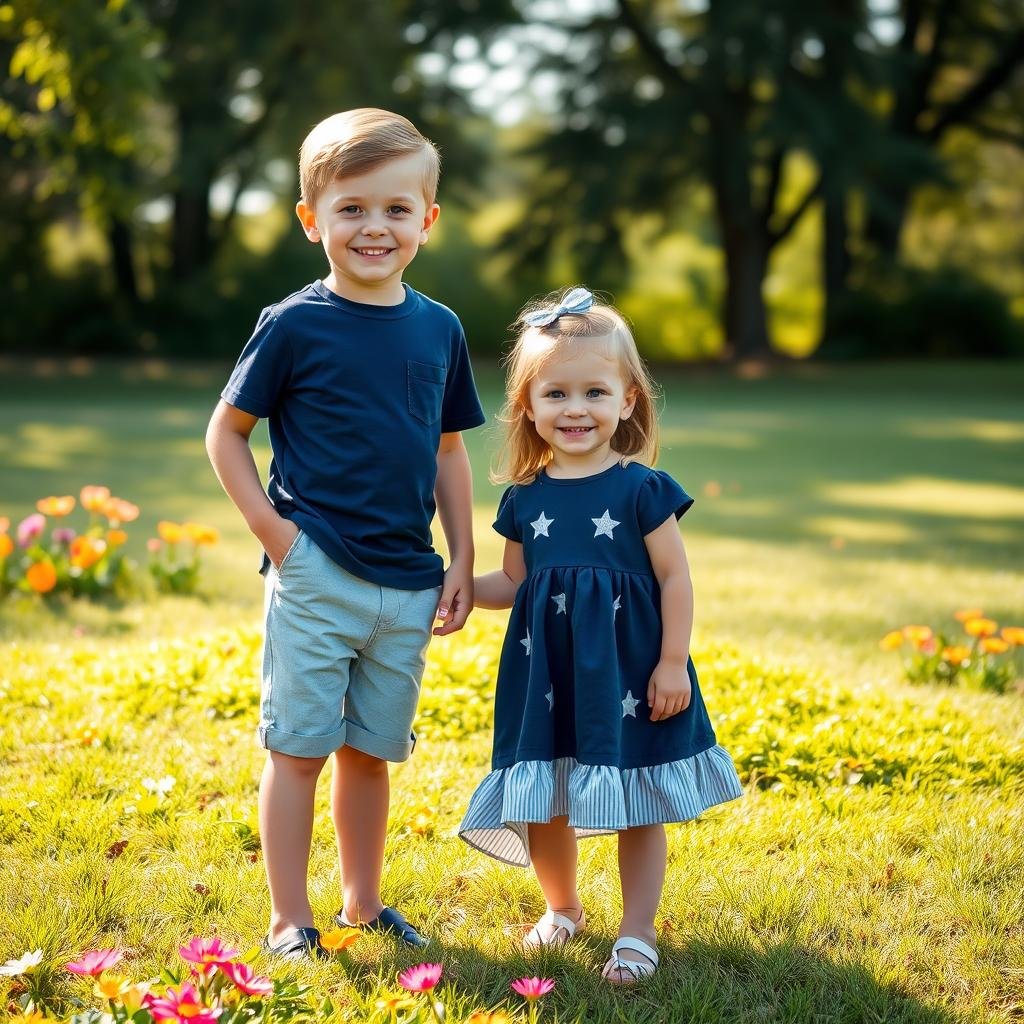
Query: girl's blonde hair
493 289 661 485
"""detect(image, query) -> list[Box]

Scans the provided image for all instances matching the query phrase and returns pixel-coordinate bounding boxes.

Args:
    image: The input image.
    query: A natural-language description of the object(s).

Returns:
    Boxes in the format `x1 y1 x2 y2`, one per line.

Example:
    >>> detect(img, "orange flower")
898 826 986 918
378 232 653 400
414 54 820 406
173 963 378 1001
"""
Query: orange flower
941 645 970 665
0 534 13 559
964 617 998 638
902 625 933 644
954 608 983 622
407 806 436 835
318 927 361 953
74 724 102 746
467 1012 514 1024
0 516 8 533
106 529 128 547
981 637 1009 655
879 630 903 651
36 495 75 517
26 561 57 593
158 521 185 544
1001 626 1024 646
103 498 139 524
70 536 106 570
80 485 111 512
182 522 219 545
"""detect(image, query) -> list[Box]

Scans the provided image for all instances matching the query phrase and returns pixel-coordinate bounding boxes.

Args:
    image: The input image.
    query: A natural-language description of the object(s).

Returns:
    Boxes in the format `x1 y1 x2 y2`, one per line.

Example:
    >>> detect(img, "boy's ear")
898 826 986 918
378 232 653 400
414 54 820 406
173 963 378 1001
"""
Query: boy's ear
419 203 440 244
620 386 638 420
295 201 320 243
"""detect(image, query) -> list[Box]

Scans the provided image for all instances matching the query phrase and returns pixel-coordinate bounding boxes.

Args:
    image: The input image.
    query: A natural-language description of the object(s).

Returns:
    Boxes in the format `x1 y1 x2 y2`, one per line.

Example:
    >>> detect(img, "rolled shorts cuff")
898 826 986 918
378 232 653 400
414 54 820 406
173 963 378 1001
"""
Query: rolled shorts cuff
259 722 347 758
343 718 414 763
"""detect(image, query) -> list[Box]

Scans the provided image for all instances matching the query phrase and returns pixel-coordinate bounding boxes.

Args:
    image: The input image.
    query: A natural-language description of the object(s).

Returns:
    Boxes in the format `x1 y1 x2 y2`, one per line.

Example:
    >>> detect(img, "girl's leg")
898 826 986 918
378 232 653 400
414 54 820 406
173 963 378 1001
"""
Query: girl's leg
526 816 585 942
331 744 390 923
607 824 666 981
260 750 328 944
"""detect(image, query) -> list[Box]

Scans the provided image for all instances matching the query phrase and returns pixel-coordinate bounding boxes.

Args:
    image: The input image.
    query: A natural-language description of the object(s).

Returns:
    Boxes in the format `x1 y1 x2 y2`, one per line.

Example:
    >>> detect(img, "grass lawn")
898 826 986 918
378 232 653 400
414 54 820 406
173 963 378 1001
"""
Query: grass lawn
1 358 1022 1023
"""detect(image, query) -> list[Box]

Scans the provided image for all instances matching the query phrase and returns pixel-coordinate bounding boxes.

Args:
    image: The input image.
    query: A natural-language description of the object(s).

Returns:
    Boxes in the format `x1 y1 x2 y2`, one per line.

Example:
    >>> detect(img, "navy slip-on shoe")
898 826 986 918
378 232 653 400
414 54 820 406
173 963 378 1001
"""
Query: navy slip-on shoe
261 926 329 961
334 906 430 948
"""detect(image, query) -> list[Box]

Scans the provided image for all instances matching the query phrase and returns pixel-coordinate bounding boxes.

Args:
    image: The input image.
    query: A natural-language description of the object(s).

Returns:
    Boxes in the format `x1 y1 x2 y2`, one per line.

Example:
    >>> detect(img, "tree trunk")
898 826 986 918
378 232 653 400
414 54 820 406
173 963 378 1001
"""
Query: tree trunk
721 228 772 361
818 187 852 355
108 216 138 303
171 180 213 281
864 183 911 260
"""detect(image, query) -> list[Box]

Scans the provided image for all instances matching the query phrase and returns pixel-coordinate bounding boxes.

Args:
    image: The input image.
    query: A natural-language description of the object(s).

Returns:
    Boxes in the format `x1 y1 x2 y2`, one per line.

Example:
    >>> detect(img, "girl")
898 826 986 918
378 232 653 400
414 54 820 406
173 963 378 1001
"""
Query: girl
458 288 743 984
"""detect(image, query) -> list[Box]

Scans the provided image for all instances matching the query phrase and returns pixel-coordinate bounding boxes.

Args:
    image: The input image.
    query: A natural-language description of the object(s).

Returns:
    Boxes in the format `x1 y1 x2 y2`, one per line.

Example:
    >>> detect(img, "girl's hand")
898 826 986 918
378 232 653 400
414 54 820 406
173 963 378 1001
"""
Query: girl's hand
646 659 691 721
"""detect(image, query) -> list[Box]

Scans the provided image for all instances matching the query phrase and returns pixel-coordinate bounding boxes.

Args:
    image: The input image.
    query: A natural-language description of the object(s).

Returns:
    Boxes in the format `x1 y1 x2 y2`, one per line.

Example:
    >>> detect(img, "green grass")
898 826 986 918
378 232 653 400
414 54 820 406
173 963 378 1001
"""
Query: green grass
1 359 1023 1023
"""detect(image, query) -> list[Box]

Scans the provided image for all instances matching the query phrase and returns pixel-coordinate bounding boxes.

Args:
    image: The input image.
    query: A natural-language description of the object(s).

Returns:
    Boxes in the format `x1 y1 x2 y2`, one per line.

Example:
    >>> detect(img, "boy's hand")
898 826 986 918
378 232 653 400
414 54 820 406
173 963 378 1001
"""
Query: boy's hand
433 559 473 636
647 658 692 721
263 516 300 569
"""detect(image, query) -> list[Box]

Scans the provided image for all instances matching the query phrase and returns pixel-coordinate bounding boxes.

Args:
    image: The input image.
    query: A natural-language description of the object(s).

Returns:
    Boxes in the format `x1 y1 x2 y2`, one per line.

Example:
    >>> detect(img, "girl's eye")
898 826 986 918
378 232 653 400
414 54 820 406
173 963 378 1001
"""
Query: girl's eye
587 389 606 399
545 390 565 399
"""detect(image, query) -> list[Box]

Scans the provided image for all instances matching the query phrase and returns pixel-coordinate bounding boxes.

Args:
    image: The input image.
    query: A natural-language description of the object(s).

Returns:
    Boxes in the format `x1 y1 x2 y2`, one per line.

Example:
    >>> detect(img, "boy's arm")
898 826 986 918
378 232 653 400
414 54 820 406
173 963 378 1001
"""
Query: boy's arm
475 539 526 609
643 517 694 722
433 431 475 636
205 399 297 566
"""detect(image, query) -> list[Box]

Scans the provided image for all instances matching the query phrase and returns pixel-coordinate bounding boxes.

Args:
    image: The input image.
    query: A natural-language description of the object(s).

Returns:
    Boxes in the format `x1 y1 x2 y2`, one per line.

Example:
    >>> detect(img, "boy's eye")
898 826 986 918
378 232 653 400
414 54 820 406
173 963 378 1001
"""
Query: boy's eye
339 205 361 215
388 205 412 215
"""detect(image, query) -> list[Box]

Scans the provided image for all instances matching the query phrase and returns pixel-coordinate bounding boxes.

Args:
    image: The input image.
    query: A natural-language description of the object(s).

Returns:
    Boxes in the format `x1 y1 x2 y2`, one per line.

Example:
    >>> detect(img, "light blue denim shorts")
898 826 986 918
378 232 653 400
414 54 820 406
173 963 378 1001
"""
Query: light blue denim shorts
259 530 441 761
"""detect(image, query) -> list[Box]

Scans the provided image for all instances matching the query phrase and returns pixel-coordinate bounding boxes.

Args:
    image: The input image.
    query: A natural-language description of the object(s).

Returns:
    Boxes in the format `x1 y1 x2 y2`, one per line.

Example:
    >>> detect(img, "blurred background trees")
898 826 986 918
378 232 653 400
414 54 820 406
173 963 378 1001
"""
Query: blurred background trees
1 0 1021 361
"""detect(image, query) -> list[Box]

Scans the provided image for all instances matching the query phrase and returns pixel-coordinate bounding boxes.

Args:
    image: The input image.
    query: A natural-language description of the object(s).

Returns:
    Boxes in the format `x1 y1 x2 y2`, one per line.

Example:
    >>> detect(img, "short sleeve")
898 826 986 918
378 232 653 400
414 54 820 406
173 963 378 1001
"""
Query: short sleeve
493 486 521 542
440 326 486 433
637 469 693 535
221 308 293 418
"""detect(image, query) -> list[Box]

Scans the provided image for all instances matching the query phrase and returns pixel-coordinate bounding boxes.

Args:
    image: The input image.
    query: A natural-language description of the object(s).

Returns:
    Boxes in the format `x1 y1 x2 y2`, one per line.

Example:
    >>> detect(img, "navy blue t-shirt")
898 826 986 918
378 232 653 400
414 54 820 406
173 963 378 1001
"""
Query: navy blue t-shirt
222 280 485 590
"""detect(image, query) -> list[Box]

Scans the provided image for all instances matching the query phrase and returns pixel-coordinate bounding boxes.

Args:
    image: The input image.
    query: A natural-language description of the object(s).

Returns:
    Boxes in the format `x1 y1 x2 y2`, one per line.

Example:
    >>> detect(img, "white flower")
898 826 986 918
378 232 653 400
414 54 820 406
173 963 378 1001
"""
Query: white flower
141 775 176 796
0 948 43 976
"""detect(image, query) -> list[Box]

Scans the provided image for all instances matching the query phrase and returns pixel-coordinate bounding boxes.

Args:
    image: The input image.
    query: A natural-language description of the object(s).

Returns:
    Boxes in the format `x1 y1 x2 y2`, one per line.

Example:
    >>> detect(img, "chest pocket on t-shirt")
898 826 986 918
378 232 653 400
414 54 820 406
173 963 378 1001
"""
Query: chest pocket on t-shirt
407 360 446 425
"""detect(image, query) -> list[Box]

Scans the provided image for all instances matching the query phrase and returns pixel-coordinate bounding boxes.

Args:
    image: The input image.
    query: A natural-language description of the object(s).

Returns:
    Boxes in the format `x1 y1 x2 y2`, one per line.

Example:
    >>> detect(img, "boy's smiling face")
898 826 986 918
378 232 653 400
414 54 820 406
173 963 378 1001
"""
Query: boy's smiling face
296 151 439 305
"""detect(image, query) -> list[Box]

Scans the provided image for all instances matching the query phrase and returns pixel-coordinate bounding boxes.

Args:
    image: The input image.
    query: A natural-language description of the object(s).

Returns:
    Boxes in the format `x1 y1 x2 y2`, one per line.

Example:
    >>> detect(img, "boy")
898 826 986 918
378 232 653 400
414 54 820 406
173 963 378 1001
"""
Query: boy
206 108 484 958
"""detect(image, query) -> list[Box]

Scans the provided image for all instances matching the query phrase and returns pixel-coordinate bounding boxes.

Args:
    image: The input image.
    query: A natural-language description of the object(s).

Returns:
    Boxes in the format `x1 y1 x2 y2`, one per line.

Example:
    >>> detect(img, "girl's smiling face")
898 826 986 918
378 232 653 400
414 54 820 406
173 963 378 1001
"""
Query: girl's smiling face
525 342 636 471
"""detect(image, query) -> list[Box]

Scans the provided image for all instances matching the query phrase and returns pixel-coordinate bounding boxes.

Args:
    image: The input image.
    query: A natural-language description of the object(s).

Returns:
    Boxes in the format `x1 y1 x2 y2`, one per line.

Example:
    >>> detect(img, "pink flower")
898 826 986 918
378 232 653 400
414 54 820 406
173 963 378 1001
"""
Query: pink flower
146 982 221 1024
511 977 555 1000
178 937 239 974
66 949 123 976
17 513 46 547
52 527 77 545
398 962 443 992
218 961 273 997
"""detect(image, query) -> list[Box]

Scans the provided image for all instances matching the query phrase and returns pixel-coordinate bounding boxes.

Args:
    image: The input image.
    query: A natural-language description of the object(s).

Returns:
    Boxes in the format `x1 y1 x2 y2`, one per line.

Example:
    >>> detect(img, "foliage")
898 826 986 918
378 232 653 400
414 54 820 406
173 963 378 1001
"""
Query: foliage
880 611 1024 695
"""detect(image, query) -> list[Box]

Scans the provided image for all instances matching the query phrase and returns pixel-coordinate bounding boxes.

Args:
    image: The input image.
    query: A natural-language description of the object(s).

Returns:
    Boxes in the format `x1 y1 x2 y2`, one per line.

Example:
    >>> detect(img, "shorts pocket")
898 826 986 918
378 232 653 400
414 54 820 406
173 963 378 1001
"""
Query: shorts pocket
407 360 445 425
275 528 304 574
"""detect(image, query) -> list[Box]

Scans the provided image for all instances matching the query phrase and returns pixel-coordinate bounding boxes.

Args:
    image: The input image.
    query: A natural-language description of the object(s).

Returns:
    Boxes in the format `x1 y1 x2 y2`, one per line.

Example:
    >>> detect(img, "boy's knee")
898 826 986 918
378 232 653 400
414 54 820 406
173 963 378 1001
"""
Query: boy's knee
269 749 328 778
336 744 388 775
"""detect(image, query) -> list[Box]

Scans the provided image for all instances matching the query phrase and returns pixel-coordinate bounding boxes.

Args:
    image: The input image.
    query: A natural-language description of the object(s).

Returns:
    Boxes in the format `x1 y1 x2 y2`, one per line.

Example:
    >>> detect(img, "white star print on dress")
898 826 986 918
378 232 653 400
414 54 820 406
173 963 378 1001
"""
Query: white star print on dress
545 687 554 711
612 595 621 620
551 593 567 615
592 509 620 539
530 511 554 538
520 629 532 656
621 690 640 718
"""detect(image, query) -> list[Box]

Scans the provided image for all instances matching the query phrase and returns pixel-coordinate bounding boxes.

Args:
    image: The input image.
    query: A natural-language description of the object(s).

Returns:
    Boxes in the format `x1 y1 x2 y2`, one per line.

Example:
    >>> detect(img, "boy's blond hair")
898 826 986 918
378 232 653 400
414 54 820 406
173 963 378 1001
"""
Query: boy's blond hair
493 289 661 485
299 108 441 209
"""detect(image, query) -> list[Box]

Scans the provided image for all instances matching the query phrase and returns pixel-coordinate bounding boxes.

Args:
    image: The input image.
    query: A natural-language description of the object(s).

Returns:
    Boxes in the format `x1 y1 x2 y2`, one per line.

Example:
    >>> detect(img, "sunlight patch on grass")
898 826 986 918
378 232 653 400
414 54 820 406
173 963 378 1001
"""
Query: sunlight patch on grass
820 477 1024 519
804 515 917 543
906 418 1024 443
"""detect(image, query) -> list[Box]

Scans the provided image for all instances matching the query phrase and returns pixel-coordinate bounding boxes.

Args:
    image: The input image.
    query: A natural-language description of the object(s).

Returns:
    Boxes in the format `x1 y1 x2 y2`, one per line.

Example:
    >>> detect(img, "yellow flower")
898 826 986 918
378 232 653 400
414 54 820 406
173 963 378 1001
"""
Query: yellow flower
80 485 111 512
408 805 436 834
954 608 983 622
26 561 57 593
94 971 130 1000
158 521 186 544
964 617 998 638
9 1006 47 1023
0 533 13 559
120 982 150 1013
182 522 219 545
941 645 970 666
879 630 903 651
467 1012 514 1024
318 926 361 953
902 625 933 643
106 529 128 547
981 637 1009 655
36 495 75 517
74 723 102 746
375 993 418 1014
1000 626 1024 646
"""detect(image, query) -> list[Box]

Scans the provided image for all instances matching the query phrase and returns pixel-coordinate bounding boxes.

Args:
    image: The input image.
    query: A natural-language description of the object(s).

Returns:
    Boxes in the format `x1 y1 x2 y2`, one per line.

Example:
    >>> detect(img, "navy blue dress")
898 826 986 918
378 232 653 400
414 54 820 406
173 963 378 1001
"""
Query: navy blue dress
459 460 743 866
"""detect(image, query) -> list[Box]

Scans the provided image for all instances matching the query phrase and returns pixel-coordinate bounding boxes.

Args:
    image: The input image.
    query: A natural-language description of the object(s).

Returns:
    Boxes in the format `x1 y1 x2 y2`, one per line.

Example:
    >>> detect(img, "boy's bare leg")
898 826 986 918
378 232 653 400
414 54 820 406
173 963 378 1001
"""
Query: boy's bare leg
331 744 389 922
526 816 584 940
260 750 328 944
607 824 666 980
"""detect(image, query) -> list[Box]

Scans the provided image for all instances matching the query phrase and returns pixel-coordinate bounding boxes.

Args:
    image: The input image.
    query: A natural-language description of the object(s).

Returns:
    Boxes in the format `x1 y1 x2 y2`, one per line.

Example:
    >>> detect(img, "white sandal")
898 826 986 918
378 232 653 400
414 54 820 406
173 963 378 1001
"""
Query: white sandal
523 908 585 949
601 937 659 985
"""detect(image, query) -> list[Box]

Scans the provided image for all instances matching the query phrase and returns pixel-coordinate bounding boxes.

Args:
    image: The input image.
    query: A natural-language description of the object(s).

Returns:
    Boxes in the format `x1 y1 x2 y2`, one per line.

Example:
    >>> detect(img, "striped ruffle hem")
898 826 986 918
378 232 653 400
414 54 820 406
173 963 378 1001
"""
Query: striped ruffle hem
458 745 743 867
